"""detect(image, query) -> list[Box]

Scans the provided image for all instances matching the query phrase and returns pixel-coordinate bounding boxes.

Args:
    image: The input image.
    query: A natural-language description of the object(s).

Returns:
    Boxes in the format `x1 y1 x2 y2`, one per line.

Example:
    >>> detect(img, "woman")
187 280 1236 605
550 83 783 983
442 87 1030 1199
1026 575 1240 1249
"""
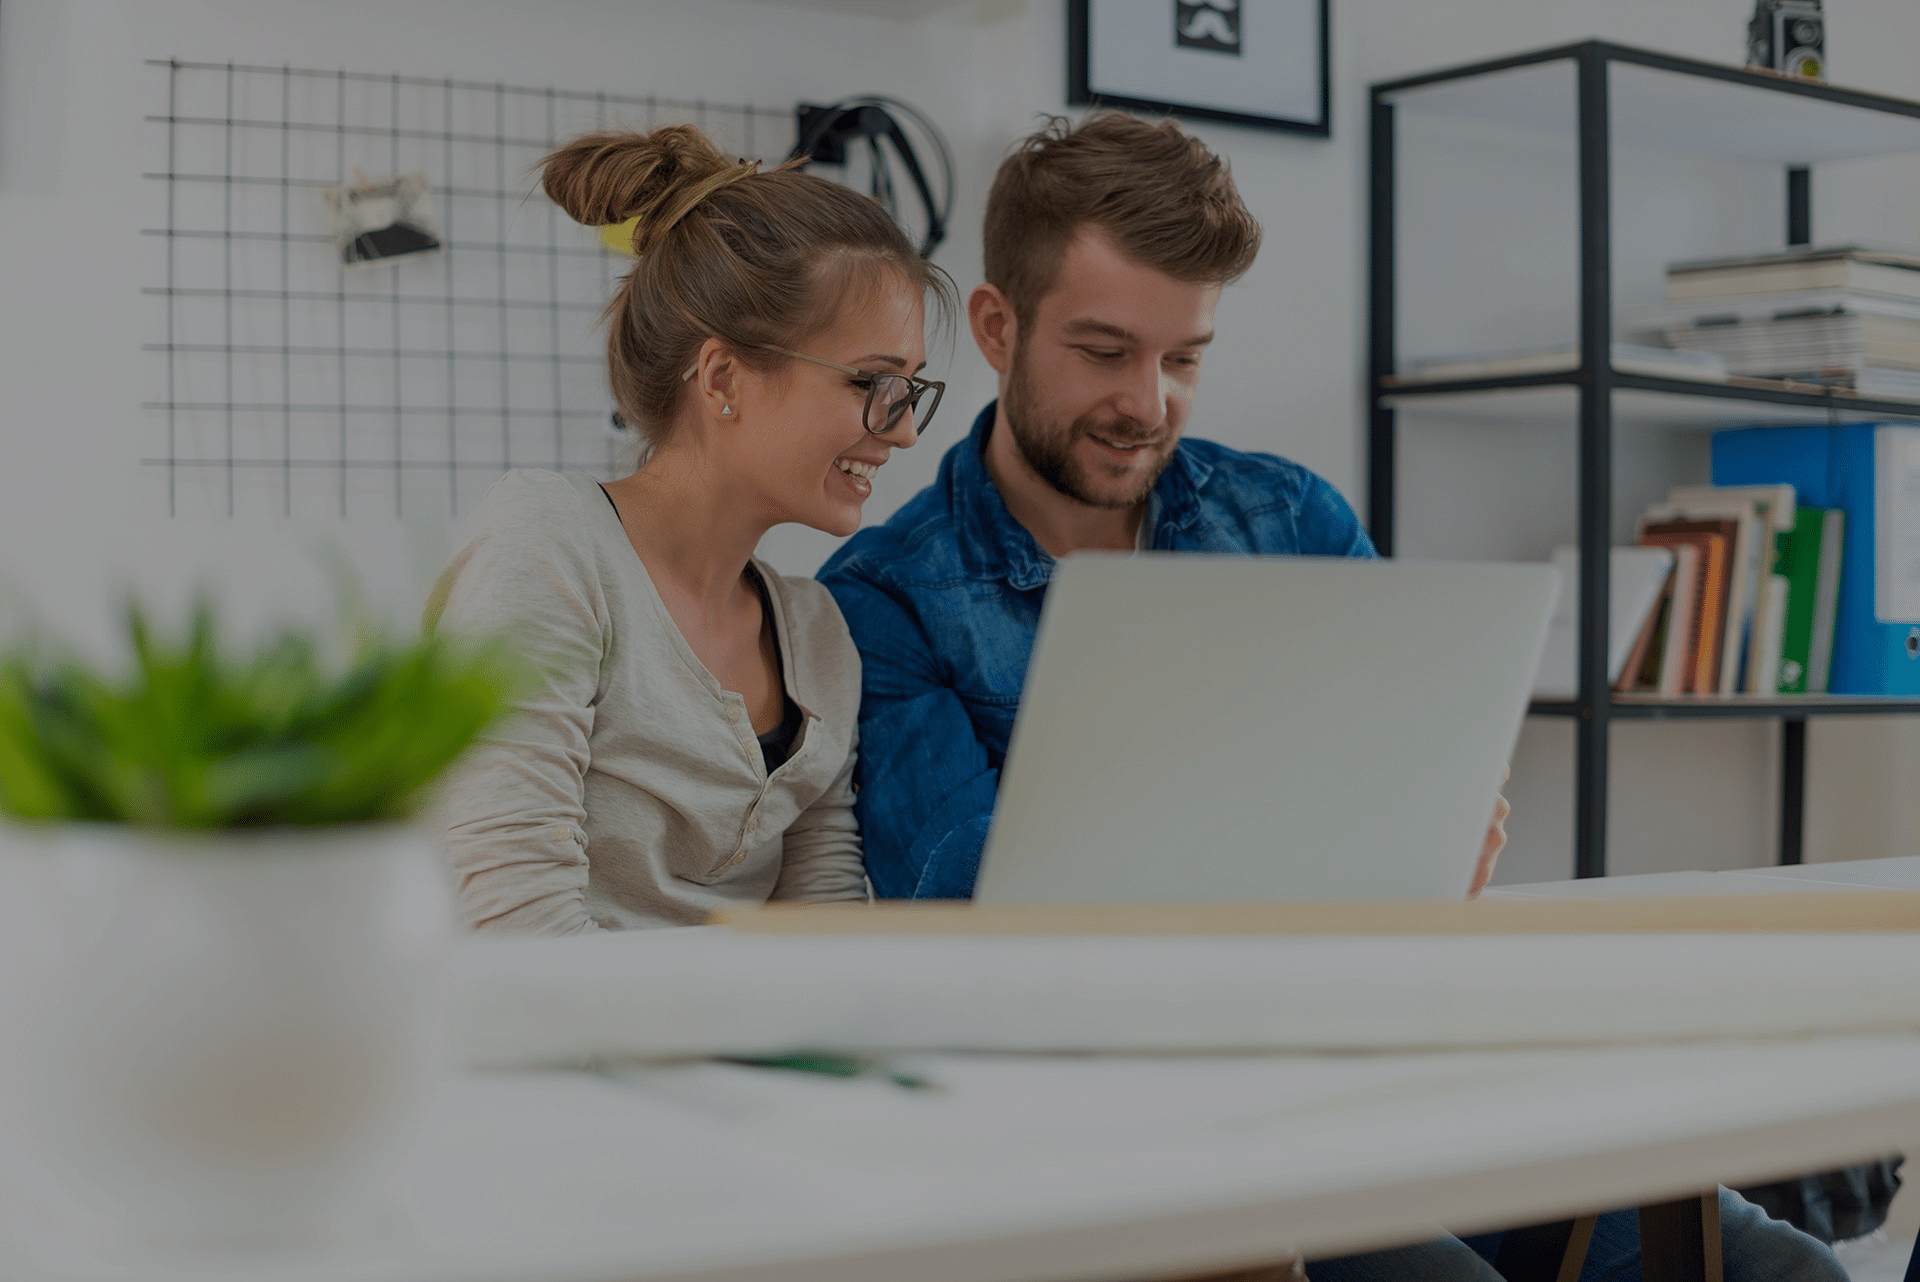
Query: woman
426 124 953 932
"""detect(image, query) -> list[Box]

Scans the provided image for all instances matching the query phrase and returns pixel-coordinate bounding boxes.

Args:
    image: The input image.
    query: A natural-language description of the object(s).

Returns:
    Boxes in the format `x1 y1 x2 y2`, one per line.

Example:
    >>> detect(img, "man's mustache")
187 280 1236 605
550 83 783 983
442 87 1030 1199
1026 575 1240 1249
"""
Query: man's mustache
1074 417 1160 446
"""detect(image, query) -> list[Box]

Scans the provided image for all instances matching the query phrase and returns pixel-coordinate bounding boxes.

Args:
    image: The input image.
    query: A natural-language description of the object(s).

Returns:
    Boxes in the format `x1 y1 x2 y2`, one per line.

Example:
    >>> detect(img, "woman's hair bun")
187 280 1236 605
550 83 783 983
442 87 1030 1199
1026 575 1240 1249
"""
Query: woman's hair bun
536 120 950 452
539 125 757 254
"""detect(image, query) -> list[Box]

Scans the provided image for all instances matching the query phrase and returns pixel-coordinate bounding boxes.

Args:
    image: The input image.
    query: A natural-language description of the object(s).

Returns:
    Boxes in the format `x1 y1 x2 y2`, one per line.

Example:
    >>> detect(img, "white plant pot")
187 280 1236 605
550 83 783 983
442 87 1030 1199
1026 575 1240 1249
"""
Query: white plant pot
0 821 453 1259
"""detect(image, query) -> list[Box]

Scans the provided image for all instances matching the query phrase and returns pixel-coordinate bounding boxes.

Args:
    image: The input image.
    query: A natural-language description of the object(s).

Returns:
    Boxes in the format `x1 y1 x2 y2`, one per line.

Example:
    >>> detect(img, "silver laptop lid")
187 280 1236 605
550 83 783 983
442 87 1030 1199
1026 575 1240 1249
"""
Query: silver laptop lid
974 553 1558 904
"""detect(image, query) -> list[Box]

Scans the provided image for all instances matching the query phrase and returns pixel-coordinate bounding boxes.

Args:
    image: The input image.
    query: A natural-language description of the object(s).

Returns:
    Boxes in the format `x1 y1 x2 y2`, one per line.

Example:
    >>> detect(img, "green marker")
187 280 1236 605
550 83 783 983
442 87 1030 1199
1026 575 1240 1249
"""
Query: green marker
715 1052 938 1091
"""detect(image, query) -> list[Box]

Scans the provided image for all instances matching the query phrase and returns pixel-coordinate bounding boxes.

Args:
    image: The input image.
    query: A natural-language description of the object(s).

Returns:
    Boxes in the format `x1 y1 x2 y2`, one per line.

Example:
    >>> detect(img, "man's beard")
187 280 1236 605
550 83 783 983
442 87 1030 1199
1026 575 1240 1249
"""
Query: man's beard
1001 340 1175 511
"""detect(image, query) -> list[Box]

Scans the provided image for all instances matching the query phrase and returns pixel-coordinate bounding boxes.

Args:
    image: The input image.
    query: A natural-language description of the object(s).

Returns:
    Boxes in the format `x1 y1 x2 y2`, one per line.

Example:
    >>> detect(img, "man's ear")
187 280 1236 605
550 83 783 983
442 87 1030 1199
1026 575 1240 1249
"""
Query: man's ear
968 283 1018 376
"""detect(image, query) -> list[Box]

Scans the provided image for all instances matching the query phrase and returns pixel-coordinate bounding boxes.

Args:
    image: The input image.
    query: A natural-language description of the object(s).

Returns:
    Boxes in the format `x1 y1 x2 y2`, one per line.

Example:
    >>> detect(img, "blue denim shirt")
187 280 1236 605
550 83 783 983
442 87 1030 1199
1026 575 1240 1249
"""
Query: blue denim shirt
818 401 1376 900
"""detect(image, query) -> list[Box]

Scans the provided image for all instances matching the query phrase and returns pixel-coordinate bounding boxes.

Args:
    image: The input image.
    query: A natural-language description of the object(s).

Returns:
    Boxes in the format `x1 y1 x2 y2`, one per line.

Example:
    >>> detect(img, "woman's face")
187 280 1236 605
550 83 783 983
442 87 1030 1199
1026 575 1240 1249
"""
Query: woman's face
736 274 929 538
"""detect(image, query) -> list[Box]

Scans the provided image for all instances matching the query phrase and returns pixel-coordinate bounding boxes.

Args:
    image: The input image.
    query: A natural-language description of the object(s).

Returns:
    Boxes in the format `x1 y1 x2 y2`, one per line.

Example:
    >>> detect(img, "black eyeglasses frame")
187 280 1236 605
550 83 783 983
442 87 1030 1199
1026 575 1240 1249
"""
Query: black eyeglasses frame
769 346 945 437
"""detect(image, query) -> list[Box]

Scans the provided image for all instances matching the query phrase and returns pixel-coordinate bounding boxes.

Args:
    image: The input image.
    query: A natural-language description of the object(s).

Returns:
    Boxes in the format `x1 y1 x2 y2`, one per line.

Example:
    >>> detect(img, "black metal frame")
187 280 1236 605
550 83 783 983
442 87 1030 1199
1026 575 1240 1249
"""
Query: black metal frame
1067 0 1332 138
1367 40 1920 878
143 60 786 521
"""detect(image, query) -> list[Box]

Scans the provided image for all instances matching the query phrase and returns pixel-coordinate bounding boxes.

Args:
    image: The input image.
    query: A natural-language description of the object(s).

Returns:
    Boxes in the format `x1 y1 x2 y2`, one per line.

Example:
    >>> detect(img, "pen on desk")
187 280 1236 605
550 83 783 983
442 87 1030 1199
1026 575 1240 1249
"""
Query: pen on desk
715 1052 940 1091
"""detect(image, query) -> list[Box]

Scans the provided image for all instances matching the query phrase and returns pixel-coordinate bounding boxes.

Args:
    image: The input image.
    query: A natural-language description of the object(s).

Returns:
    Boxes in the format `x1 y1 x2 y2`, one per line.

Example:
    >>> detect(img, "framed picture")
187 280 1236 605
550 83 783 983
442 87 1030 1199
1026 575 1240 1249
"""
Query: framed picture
1068 0 1330 138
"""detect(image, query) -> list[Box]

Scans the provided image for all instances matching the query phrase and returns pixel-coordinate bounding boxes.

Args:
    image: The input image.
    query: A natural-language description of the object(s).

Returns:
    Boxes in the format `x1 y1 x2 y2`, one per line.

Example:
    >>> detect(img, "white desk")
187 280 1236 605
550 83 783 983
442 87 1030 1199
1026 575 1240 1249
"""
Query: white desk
11 864 1920 1282
9 1036 1920 1282
1483 855 1920 899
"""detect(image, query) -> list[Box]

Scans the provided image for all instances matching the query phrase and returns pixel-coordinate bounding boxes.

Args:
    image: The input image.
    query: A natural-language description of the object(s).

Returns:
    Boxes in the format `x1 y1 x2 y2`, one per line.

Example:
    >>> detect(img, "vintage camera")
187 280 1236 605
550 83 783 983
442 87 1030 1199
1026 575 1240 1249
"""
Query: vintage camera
1747 0 1825 81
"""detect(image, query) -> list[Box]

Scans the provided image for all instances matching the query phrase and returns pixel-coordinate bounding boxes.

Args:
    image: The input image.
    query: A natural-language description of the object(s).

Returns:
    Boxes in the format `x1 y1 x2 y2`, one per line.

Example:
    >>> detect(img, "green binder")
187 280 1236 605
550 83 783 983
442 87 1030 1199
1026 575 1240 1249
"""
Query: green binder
1776 506 1844 693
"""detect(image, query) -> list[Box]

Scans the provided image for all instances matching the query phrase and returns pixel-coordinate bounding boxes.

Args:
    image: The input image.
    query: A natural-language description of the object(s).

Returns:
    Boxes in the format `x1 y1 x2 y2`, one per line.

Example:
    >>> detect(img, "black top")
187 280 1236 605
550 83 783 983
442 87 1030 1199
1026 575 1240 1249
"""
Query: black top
748 570 805 773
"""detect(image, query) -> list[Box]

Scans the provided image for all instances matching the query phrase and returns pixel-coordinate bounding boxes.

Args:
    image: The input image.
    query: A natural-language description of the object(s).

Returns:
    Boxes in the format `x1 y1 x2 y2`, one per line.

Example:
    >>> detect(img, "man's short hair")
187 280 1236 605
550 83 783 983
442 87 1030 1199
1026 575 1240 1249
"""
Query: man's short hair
983 111 1262 324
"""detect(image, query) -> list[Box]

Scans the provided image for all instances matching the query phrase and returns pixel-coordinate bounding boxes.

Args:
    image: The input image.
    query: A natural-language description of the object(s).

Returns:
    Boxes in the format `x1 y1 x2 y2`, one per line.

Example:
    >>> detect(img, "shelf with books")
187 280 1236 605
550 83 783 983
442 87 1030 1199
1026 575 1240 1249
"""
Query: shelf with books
1665 245 1920 301
1368 40 1920 876
1530 694 1920 720
1643 247 1920 400
1389 343 1730 386
1382 373 1920 426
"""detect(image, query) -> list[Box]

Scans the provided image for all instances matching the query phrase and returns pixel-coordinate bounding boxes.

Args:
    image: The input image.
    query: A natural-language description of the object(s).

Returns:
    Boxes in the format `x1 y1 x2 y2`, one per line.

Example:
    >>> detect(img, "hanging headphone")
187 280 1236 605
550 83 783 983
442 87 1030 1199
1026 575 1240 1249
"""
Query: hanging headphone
791 95 954 260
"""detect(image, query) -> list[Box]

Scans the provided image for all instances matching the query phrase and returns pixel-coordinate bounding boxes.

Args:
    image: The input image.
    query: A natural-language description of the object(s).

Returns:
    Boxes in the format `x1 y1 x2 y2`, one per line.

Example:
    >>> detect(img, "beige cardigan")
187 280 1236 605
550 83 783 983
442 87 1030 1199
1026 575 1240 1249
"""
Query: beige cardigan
425 470 868 933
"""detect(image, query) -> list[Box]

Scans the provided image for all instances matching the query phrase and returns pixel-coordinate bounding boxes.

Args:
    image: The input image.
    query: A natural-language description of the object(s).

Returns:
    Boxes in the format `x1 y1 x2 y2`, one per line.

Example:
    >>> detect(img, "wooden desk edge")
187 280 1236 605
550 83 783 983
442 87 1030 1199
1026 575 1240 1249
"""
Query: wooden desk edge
712 892 1920 936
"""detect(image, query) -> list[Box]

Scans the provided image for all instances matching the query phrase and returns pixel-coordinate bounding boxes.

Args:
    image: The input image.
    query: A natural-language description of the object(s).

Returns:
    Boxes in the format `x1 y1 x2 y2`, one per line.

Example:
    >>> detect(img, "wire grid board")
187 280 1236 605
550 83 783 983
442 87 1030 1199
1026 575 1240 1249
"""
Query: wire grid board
143 60 792 519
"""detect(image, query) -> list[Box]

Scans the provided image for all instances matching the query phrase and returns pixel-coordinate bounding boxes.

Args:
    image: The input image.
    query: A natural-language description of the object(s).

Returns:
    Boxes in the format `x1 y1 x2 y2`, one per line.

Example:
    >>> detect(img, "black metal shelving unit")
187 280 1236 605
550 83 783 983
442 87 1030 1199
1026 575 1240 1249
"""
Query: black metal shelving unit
1367 40 1920 879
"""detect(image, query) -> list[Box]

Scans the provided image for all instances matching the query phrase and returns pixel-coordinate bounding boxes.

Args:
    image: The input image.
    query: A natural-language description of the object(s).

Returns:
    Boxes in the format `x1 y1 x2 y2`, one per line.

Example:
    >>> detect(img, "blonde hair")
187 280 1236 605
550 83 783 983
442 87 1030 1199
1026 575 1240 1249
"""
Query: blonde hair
541 125 954 446
983 111 1261 324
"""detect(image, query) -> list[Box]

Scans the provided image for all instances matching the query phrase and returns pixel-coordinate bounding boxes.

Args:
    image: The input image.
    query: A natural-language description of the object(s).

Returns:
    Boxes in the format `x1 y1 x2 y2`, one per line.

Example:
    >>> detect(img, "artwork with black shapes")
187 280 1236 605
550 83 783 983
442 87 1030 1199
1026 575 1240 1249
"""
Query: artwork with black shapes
1068 0 1331 138
143 60 789 520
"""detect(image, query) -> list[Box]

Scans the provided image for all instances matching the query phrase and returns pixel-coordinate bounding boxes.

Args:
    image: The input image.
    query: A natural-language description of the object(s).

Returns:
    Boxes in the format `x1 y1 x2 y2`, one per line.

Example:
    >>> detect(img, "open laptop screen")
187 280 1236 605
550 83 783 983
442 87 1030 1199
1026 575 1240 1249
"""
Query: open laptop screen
974 554 1557 904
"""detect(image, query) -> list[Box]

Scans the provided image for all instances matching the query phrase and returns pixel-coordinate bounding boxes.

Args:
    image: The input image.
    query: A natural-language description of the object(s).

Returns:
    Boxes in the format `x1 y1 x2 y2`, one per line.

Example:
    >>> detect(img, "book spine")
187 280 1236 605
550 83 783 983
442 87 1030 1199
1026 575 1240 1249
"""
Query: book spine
1638 508 1752 695
1652 543 1700 696
1723 514 1760 695
1745 514 1793 693
1693 537 1728 694
1775 505 1824 693
1809 508 1846 693
1754 575 1789 696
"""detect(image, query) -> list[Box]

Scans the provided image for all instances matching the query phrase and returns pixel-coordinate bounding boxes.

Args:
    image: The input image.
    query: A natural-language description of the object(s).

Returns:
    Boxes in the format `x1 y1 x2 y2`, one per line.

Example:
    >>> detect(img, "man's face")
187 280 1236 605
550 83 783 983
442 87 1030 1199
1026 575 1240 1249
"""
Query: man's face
1001 230 1220 509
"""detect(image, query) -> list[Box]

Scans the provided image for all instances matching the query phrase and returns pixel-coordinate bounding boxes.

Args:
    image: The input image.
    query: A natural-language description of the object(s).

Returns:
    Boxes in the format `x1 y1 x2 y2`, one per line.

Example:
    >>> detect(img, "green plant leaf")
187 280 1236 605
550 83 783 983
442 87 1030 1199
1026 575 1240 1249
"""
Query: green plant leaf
0 597 525 830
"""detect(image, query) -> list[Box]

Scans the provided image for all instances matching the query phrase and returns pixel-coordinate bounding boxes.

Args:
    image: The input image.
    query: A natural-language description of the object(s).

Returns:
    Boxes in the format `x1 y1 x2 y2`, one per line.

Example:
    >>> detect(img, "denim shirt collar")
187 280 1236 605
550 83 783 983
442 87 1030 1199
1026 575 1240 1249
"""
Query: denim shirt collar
947 401 1215 590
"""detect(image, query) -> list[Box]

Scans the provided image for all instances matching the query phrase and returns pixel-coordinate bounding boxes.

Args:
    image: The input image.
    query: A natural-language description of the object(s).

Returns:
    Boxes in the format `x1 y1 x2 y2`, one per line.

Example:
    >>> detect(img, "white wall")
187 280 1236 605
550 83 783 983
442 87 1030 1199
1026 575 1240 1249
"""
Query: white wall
3 0 1919 879
0 0 994 645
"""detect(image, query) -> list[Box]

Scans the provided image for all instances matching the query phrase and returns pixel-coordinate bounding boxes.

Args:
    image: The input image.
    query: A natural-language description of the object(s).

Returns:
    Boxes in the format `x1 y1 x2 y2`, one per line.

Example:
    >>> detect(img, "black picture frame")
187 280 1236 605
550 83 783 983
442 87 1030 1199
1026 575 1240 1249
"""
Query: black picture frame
1068 0 1331 138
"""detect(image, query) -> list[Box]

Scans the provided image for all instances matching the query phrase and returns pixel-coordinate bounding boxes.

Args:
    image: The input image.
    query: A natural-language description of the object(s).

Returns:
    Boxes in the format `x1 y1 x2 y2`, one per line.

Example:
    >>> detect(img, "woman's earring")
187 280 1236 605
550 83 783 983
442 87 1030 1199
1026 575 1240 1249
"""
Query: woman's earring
721 404 734 417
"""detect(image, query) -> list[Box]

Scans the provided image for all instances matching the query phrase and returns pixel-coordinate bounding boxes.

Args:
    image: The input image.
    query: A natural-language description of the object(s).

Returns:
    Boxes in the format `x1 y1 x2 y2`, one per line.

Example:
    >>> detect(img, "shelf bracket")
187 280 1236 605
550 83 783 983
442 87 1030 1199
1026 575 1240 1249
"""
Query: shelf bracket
1779 718 1807 864
1573 44 1614 880
1367 95 1397 556
1786 165 1811 246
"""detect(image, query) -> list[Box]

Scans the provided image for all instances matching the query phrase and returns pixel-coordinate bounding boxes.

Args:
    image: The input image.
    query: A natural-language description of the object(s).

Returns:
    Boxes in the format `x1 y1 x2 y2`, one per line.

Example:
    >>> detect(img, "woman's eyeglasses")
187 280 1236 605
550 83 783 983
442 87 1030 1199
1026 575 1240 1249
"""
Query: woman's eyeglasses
769 347 944 437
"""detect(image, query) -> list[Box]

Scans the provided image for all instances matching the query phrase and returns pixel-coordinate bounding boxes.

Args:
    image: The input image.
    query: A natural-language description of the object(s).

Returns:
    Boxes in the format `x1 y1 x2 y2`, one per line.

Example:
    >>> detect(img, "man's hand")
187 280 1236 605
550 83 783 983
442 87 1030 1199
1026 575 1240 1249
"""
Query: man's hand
1468 767 1512 899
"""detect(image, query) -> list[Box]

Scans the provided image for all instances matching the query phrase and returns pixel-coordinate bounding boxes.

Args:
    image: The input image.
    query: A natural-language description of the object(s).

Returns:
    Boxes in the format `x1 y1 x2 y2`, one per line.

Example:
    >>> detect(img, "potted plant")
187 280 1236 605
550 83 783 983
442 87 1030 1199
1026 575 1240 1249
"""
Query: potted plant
0 599 517 1259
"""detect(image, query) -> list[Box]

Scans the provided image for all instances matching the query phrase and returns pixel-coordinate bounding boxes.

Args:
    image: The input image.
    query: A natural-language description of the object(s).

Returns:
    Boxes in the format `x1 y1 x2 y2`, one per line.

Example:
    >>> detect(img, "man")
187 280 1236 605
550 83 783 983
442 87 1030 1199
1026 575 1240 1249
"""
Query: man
819 112 1841 1282
820 110 1400 903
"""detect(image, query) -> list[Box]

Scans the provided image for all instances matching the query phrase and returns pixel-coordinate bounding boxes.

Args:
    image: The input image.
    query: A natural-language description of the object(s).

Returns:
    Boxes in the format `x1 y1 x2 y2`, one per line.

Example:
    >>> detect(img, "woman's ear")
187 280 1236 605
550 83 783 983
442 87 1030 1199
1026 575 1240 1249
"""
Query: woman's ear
688 338 744 423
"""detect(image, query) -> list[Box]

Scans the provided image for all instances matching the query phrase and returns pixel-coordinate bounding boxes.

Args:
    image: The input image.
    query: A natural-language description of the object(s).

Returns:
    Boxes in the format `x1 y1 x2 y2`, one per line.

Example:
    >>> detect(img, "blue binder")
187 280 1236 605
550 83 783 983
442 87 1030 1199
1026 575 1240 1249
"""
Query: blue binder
1713 424 1920 697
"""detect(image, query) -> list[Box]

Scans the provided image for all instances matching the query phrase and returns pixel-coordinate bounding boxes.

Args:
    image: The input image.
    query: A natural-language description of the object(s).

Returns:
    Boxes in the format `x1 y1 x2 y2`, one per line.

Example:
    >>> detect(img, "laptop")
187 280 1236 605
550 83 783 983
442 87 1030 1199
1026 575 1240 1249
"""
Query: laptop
972 553 1559 904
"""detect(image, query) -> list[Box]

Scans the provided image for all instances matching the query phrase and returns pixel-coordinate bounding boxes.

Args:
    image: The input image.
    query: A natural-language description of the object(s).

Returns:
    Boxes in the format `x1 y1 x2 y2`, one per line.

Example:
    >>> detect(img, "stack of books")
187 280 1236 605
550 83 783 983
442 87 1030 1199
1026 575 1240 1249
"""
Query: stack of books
1614 483 1845 697
1656 246 1920 400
